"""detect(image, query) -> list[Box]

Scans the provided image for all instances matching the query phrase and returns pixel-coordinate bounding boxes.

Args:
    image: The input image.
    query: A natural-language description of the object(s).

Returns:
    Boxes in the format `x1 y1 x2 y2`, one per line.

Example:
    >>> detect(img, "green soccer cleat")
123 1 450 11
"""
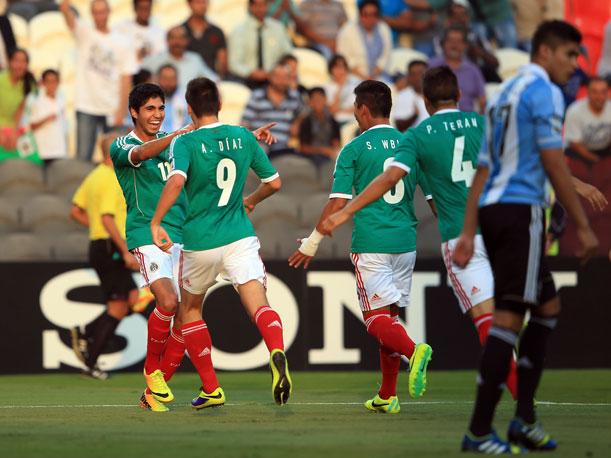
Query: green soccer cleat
192 387 225 410
270 349 292 405
408 343 433 399
364 394 400 414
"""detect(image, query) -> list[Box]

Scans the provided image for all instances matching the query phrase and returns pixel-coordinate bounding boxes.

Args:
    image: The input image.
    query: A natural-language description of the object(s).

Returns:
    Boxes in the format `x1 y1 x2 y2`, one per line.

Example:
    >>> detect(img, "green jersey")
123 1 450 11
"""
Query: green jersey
393 109 484 242
110 131 187 250
170 122 278 250
331 124 430 254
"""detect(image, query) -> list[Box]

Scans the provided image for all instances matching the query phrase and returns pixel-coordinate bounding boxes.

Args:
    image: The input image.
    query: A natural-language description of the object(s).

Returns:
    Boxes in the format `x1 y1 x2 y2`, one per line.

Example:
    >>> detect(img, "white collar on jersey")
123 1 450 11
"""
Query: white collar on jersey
520 63 551 82
197 122 224 130
434 108 460 115
128 130 144 144
366 124 394 132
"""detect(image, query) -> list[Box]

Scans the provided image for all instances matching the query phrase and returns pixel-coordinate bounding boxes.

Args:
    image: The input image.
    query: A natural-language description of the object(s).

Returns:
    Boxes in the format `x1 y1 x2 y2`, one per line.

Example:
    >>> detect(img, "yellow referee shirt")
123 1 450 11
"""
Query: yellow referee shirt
72 163 127 240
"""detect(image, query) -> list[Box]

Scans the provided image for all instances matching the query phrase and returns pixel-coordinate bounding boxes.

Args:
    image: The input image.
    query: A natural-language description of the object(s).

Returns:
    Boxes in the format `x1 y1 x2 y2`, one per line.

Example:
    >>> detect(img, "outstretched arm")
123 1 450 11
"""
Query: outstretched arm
59 0 77 32
130 124 194 165
151 174 185 251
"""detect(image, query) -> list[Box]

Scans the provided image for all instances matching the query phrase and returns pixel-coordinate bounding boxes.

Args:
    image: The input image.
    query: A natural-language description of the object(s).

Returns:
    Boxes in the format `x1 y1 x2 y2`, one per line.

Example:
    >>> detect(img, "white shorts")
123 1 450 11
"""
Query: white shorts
441 234 494 314
350 251 416 312
132 244 183 295
180 236 267 295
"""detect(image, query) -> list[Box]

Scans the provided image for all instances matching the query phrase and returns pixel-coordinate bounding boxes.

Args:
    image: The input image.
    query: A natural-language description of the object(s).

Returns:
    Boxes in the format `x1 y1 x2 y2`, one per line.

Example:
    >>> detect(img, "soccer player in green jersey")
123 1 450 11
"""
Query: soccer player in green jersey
151 77 292 407
320 67 521 399
289 80 434 413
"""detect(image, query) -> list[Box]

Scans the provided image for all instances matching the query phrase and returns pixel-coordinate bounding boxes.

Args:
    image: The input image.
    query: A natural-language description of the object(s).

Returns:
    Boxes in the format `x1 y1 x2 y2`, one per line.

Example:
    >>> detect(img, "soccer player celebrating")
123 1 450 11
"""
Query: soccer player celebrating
289 80 434 413
453 21 598 453
151 77 291 408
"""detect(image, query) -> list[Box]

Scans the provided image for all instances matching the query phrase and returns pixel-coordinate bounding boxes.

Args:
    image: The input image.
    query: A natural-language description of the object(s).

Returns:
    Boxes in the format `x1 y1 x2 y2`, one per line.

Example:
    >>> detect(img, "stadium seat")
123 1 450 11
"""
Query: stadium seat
29 12 73 52
209 0 248 37
50 230 89 261
256 218 304 258
495 48 529 80
292 47 330 88
317 159 336 192
0 159 45 197
0 198 22 234
218 81 251 126
386 48 428 76
153 0 191 29
108 0 135 27
330 219 353 257
0 233 53 261
8 14 28 49
21 194 81 234
299 192 331 226
45 158 95 200
272 155 318 183
250 193 300 227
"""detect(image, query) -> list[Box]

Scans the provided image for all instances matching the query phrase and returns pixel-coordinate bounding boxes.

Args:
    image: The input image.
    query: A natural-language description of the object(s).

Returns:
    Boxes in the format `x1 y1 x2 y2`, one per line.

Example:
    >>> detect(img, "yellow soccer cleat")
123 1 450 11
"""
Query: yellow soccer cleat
270 349 292 405
143 369 174 403
364 394 400 414
191 387 225 410
139 390 169 413
408 343 433 399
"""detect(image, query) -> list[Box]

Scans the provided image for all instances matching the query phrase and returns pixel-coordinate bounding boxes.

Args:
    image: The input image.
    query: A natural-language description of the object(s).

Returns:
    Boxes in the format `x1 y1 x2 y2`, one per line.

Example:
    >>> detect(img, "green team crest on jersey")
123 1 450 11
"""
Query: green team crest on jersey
170 123 277 251
332 124 430 253
393 109 484 242
110 131 187 250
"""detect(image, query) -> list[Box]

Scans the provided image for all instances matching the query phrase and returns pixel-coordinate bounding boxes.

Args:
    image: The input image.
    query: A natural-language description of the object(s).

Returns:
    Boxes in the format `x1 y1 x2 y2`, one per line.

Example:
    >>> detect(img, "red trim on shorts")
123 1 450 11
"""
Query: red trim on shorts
351 253 371 311
134 248 149 284
259 254 268 289
443 242 472 311
178 250 184 289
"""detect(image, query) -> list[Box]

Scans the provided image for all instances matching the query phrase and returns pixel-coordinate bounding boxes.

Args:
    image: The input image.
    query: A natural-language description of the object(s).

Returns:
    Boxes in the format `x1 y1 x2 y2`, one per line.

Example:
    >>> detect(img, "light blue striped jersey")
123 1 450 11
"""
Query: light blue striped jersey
478 63 564 207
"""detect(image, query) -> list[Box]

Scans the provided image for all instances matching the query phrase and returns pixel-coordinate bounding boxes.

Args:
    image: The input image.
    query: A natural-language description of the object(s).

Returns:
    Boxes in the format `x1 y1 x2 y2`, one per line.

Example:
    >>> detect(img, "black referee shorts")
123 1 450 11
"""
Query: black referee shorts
89 239 136 302
479 203 557 315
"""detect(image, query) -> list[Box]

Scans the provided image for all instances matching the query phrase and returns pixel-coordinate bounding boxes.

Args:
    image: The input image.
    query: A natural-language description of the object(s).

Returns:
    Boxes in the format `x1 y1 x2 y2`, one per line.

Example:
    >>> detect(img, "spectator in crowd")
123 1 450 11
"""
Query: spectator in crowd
429 25 486 112
241 63 304 158
467 0 517 49
299 87 340 166
113 0 166 66
511 0 565 52
299 0 347 60
403 0 442 57
60 0 137 161
156 64 189 132
337 0 392 81
378 0 411 45
27 69 67 167
278 53 307 102
324 54 360 124
439 0 501 82
597 20 611 81
182 0 227 78
0 11 16 70
6 0 57 20
142 25 218 89
394 60 429 131
228 0 292 89
267 0 300 28
0 48 35 154
560 62 590 110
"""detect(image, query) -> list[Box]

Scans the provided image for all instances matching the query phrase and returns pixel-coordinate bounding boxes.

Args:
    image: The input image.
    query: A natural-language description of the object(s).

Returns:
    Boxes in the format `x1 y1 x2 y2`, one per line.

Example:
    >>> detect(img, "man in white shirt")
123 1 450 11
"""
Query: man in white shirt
60 0 137 161
156 64 189 133
395 59 429 131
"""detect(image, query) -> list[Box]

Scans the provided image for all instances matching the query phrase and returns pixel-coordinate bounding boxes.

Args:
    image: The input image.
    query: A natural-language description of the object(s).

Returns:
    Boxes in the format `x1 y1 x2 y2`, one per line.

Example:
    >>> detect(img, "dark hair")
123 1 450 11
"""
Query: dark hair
531 20 582 59
128 83 165 121
158 64 178 76
588 76 609 87
328 54 348 75
354 80 391 118
133 0 152 8
278 54 297 66
442 24 468 45
41 69 60 80
308 86 326 98
9 48 35 97
407 59 428 73
186 77 220 117
133 68 152 86
358 0 380 14
422 66 459 108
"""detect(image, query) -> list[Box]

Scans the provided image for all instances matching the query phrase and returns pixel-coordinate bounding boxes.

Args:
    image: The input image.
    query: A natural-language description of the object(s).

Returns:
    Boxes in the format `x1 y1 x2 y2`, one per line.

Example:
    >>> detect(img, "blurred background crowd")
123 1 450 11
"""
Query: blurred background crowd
0 0 609 261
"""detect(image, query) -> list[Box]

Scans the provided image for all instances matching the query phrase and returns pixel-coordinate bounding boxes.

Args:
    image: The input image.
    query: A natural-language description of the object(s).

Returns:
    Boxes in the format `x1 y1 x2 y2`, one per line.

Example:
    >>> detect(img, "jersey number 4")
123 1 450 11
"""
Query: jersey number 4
217 158 237 207
451 136 475 187
383 158 405 204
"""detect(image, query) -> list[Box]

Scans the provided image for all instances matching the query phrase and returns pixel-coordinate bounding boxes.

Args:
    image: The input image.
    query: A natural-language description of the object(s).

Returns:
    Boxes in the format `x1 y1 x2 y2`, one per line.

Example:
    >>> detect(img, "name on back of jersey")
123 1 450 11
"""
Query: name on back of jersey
366 139 399 150
425 116 479 135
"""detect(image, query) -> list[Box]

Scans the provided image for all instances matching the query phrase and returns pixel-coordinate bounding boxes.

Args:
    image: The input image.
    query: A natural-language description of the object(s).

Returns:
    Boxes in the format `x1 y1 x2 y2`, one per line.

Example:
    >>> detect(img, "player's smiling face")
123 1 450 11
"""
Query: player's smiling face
133 96 165 136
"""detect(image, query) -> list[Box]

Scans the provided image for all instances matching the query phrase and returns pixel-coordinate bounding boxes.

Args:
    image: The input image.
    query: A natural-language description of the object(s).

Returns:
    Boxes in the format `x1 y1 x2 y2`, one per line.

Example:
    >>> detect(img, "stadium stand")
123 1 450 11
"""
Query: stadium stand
50 230 89 261
46 158 95 200
292 47 329 88
386 47 429 77
21 194 81 234
494 47 530 80
0 198 22 235
218 81 252 126
249 193 300 227
7 13 28 48
0 232 53 261
0 159 45 197
270 155 319 193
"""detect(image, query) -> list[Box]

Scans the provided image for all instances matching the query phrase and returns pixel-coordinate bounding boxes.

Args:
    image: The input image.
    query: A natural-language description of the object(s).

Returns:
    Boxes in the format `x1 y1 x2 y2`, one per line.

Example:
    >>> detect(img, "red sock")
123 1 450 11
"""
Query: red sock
160 327 186 382
379 346 401 399
365 310 416 359
473 313 518 400
254 306 284 352
182 320 219 394
144 306 174 374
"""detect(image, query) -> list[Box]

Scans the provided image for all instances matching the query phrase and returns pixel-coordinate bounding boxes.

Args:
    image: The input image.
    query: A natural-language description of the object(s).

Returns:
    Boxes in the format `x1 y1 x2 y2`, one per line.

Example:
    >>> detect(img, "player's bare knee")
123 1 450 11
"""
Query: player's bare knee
493 310 524 333
157 291 178 314
535 296 561 318
470 299 494 318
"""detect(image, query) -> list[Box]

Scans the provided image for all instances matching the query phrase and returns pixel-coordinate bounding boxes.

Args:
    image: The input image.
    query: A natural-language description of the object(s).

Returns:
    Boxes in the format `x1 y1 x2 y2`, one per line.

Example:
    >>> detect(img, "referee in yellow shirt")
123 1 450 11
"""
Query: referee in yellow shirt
70 132 139 379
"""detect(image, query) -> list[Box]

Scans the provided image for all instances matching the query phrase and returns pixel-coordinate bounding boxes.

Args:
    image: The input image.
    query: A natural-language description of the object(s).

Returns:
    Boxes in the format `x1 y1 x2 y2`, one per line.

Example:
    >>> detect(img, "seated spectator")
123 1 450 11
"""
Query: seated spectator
267 0 300 28
241 63 304 158
278 53 307 102
324 54 361 124
560 64 589 110
337 0 392 81
113 0 166 65
0 48 35 156
142 25 218 90
0 12 16 71
299 87 340 166
404 0 444 58
299 0 348 60
182 0 227 78
228 0 292 89
395 60 429 131
468 0 517 49
156 64 189 132
429 25 485 112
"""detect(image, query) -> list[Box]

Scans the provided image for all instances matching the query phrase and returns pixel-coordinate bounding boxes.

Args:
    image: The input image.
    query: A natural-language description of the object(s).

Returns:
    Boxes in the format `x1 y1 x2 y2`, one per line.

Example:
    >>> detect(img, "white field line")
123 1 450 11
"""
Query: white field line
0 401 609 409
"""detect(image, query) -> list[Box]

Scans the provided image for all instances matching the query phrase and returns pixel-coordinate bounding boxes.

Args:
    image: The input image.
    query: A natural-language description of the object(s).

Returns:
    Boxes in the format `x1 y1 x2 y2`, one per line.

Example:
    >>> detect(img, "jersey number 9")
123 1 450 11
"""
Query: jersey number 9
217 158 237 207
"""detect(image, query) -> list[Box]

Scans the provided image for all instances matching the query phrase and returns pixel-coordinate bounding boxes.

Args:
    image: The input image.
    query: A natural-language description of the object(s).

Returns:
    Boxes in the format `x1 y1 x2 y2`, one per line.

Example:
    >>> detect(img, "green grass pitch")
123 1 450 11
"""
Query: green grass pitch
0 370 610 458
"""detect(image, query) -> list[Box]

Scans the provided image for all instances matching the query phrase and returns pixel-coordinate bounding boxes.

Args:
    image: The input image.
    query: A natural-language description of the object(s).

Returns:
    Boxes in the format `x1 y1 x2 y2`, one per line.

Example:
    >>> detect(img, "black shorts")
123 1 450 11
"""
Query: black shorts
89 239 136 302
479 203 557 315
